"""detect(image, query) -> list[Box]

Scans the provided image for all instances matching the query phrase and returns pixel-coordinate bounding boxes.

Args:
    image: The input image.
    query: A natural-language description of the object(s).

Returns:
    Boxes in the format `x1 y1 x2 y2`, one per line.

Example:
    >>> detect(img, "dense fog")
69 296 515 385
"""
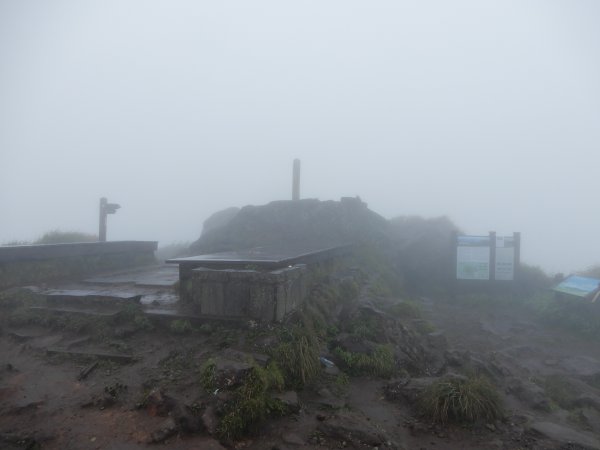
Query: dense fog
1 1 599 274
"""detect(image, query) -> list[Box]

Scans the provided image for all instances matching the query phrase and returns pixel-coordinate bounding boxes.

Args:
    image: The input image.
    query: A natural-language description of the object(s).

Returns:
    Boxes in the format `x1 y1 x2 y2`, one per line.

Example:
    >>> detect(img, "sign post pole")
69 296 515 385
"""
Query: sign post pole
489 231 496 282
513 232 521 281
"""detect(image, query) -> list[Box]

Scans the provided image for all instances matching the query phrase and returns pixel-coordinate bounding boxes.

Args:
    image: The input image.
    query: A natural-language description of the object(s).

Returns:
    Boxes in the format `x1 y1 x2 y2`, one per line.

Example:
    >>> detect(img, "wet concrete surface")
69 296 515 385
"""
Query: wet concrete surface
38 265 180 309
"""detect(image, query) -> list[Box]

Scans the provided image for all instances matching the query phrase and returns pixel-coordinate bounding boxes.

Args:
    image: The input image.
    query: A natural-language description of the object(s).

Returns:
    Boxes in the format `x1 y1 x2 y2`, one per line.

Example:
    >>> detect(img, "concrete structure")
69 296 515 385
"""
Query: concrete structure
0 241 157 289
168 244 350 322
189 265 307 321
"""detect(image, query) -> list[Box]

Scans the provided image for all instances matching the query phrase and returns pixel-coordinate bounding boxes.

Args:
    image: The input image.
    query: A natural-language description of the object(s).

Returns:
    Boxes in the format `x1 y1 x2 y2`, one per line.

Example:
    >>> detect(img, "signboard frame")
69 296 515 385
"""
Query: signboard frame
454 231 520 284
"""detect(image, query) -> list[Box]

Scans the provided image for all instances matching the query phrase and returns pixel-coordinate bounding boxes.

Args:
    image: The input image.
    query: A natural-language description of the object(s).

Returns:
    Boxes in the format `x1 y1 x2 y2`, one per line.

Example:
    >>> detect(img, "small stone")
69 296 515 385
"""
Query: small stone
202 406 218 435
149 417 177 443
274 391 299 409
485 423 496 432
282 432 304 445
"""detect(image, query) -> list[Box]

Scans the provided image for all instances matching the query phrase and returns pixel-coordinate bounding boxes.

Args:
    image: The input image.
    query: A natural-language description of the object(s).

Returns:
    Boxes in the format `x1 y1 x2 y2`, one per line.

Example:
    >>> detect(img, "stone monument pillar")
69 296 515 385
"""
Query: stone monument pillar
292 159 301 201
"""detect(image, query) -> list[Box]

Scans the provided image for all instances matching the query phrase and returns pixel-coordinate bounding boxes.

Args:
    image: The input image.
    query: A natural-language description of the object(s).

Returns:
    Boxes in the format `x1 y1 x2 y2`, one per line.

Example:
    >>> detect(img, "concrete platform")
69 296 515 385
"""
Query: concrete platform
167 244 351 270
84 265 179 287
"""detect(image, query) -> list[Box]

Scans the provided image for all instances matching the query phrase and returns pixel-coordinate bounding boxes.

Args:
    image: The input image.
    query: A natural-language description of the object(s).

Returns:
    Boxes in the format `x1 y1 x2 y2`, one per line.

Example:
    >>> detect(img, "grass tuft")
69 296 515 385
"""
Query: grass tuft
271 326 320 388
333 344 395 378
419 375 503 424
169 319 193 334
200 358 216 391
216 362 286 441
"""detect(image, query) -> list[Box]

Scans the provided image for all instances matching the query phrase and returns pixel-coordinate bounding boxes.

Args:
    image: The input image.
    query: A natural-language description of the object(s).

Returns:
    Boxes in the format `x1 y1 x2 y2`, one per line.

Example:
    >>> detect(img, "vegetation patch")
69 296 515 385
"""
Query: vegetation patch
536 295 600 340
347 315 380 341
159 349 197 382
200 358 216 391
34 230 97 244
216 362 286 441
538 375 580 410
333 344 395 378
385 299 422 319
419 375 503 424
169 319 193 334
271 326 320 388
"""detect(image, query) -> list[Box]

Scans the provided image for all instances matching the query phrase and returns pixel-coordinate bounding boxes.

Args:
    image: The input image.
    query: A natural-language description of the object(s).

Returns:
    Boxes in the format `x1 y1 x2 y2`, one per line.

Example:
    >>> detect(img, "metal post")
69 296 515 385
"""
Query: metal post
292 159 301 201
489 231 496 282
450 230 458 298
99 197 107 242
513 232 521 281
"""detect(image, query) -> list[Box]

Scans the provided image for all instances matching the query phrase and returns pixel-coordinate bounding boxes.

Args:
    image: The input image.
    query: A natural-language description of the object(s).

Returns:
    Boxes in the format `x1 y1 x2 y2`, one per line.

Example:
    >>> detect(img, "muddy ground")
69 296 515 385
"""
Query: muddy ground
2 284 600 450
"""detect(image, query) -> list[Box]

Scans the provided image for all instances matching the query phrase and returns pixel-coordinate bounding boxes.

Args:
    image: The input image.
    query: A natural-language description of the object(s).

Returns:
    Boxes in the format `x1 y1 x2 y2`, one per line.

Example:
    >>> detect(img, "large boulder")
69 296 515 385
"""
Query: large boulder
190 198 390 254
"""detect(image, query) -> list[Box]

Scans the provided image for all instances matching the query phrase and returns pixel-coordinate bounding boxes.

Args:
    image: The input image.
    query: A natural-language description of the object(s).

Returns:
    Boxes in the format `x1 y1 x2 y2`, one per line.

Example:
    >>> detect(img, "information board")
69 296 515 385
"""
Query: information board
456 236 490 280
495 236 515 281
553 275 600 298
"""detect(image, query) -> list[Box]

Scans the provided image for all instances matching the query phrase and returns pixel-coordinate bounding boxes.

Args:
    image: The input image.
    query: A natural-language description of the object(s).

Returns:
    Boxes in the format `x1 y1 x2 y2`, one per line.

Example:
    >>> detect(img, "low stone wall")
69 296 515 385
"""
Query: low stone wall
188 265 308 322
0 241 157 290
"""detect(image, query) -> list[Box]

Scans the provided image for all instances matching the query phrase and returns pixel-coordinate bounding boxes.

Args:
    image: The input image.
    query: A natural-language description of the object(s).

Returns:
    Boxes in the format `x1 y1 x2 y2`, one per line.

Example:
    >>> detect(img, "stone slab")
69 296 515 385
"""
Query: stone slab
530 421 600 449
28 306 121 317
46 348 134 363
84 265 178 287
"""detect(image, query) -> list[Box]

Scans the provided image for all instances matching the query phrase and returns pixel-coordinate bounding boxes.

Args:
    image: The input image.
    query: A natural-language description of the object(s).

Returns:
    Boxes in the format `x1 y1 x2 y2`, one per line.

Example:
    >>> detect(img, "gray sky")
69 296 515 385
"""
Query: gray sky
1 1 599 274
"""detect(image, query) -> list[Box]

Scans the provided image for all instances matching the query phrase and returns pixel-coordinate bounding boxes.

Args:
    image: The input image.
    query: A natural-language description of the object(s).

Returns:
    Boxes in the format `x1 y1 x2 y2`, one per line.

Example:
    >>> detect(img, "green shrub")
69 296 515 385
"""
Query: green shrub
414 320 436 334
419 375 503 424
216 362 286 440
34 230 97 244
386 300 422 319
200 359 216 391
133 314 154 331
169 319 193 334
539 375 579 410
271 326 320 387
333 344 395 378
579 264 600 279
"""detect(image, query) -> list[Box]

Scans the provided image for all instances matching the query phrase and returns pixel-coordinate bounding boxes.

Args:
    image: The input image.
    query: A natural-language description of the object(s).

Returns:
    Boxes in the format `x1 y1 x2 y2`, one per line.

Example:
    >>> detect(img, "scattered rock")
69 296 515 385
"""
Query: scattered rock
274 391 300 412
506 378 551 412
426 331 447 349
316 387 346 409
317 411 398 449
282 432 304 445
529 421 600 449
385 377 435 404
202 405 218 435
77 361 98 381
573 394 600 412
561 356 600 378
212 356 253 389
149 417 178 444
146 389 178 417
113 325 137 339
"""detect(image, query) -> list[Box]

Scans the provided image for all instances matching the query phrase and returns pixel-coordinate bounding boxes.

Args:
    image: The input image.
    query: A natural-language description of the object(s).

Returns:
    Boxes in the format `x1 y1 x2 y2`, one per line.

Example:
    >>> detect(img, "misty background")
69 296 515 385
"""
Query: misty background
1 1 598 275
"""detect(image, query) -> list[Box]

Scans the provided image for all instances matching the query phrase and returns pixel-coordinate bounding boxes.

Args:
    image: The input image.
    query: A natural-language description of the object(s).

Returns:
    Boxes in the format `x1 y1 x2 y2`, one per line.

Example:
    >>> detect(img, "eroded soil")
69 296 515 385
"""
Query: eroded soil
2 292 600 450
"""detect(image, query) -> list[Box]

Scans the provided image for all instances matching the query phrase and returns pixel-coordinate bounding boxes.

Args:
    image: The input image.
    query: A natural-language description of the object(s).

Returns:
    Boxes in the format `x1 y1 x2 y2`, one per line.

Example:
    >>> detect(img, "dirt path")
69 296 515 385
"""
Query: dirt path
3 292 600 450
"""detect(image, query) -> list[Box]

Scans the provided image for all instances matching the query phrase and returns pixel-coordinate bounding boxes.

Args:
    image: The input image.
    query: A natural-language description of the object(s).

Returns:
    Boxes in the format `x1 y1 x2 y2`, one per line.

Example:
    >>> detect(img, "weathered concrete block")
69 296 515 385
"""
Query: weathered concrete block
188 264 308 322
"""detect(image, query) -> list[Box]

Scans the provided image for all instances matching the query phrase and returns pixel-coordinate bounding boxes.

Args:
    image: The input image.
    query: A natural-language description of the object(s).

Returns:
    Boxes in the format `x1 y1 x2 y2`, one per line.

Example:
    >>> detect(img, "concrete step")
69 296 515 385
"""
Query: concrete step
46 347 134 363
144 308 246 326
83 265 179 287
45 289 141 308
28 306 121 318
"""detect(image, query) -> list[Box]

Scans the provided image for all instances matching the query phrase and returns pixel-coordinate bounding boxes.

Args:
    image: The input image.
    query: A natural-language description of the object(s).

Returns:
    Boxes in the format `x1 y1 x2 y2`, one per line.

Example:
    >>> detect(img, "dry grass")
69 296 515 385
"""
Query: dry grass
419 375 503 424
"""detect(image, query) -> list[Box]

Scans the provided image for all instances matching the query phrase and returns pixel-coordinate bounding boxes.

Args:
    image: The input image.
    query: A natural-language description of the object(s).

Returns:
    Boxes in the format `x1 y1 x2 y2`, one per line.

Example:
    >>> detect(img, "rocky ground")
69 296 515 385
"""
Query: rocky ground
2 273 600 450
